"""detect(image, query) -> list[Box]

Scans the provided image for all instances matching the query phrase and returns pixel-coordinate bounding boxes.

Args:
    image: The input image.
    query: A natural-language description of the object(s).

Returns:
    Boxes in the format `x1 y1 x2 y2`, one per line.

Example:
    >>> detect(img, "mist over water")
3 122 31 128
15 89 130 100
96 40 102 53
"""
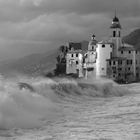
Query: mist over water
0 74 138 140
0 76 61 130
0 75 128 129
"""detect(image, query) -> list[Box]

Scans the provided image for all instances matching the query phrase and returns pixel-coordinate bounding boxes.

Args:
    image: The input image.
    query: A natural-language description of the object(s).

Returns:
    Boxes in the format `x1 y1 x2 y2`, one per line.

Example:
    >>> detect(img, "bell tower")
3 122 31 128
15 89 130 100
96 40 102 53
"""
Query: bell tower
110 12 122 57
88 34 97 51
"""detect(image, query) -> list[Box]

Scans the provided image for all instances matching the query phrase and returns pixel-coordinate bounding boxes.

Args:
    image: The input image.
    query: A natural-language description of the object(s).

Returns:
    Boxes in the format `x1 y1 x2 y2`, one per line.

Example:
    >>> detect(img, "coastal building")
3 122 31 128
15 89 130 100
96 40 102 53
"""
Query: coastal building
65 36 97 78
107 15 140 82
83 35 97 78
56 13 140 82
96 41 113 77
66 42 84 77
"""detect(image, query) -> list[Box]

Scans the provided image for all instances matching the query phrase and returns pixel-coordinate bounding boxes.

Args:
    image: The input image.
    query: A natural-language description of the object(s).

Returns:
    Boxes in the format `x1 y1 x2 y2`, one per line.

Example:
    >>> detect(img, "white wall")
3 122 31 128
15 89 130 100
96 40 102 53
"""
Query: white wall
96 43 112 76
66 52 83 77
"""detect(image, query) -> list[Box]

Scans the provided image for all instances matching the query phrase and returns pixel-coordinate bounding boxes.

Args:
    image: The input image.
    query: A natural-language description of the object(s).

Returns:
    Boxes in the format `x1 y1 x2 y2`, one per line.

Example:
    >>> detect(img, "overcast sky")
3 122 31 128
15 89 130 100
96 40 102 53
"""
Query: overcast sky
0 0 140 60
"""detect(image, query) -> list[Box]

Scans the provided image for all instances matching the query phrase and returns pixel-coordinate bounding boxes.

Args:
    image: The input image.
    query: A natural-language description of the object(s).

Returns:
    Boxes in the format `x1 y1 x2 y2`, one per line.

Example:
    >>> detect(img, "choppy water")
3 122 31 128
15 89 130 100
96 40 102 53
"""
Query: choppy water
0 76 139 140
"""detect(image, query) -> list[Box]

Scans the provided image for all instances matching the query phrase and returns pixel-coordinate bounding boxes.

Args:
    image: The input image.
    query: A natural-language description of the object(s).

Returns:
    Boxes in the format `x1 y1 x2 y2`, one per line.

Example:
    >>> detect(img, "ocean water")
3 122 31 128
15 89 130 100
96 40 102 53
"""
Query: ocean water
0 75 139 140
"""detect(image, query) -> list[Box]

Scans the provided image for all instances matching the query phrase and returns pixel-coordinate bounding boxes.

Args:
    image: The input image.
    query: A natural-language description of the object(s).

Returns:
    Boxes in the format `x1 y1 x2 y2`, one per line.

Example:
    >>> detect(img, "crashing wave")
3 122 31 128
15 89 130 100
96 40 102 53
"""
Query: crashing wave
0 76 132 129
18 82 35 92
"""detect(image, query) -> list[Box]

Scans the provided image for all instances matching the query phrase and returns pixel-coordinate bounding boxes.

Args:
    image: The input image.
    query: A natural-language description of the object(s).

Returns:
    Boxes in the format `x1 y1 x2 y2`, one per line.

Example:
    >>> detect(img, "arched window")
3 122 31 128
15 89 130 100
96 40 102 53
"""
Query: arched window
102 44 105 48
113 31 116 37
119 31 121 37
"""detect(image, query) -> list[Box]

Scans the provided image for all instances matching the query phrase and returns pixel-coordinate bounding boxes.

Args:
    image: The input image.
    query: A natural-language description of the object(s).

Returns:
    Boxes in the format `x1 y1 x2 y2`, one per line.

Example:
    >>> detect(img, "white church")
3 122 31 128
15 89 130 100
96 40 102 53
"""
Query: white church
65 14 140 82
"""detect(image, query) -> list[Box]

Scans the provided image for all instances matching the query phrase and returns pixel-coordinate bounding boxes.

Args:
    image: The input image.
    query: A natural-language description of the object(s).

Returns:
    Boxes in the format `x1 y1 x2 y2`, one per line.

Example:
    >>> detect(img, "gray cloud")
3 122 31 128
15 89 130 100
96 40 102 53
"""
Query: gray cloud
0 0 139 60
0 0 139 22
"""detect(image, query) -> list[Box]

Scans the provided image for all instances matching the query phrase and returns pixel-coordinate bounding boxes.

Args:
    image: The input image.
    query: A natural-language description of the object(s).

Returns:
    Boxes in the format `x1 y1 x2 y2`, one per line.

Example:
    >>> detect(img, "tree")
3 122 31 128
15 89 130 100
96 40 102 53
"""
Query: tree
56 55 60 63
59 45 68 54
59 45 65 52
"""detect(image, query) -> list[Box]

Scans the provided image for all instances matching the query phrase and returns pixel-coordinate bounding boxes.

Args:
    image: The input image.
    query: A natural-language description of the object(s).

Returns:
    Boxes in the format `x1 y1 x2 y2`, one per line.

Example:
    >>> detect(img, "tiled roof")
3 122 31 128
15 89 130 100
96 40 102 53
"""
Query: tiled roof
69 42 82 50
118 47 136 51
107 57 126 61
98 40 113 45
113 16 119 22
67 50 82 54
81 41 89 51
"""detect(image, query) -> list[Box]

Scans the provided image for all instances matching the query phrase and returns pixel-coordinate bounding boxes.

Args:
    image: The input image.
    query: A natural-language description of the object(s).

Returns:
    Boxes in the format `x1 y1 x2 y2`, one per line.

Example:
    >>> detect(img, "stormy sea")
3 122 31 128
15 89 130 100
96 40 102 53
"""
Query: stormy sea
0 75 140 140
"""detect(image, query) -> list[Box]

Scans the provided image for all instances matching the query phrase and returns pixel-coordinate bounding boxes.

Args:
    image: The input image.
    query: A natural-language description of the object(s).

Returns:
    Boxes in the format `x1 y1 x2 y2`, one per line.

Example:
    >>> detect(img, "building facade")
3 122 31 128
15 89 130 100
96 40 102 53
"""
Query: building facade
58 14 140 82
106 15 140 82
65 36 97 78
96 41 113 77
83 35 97 78
66 42 84 77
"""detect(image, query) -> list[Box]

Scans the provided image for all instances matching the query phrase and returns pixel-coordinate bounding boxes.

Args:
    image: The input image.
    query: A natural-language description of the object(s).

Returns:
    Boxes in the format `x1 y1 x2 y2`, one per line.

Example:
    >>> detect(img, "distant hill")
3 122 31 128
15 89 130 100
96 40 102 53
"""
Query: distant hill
123 28 140 50
0 41 89 77
0 49 58 76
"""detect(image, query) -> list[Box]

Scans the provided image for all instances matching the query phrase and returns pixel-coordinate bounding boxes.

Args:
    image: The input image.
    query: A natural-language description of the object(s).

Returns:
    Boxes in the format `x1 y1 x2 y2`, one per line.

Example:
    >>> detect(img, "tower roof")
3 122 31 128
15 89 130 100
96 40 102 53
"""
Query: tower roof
110 15 121 29
92 34 95 38
89 34 97 45
113 16 119 22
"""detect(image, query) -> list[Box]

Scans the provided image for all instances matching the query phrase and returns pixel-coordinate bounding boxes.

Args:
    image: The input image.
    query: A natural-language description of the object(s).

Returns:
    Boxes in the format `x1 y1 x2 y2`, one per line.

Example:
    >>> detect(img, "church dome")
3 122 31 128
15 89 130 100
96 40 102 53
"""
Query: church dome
113 16 119 22
92 34 95 38
110 16 121 29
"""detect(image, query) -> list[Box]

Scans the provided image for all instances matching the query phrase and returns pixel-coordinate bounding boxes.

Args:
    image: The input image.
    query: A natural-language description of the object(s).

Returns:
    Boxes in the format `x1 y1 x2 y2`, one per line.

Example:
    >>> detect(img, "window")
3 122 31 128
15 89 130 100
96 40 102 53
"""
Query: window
136 51 138 54
76 61 78 65
110 52 112 58
130 60 133 65
113 71 116 74
113 31 116 37
121 51 123 54
127 60 132 65
118 68 122 71
128 67 130 71
76 53 78 57
92 46 94 50
102 44 105 48
118 73 121 76
119 31 121 37
112 67 116 70
127 60 129 65
102 68 104 70
112 67 116 74
118 60 122 65
83 58 85 63
129 51 131 54
71 54 73 57
109 61 111 66
113 61 115 65
136 67 139 70
96 53 97 59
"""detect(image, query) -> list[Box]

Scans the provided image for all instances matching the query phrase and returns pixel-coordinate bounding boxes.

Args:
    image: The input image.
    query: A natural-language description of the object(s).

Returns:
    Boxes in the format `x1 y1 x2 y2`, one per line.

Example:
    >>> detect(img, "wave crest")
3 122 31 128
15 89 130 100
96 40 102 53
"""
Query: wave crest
0 76 131 129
